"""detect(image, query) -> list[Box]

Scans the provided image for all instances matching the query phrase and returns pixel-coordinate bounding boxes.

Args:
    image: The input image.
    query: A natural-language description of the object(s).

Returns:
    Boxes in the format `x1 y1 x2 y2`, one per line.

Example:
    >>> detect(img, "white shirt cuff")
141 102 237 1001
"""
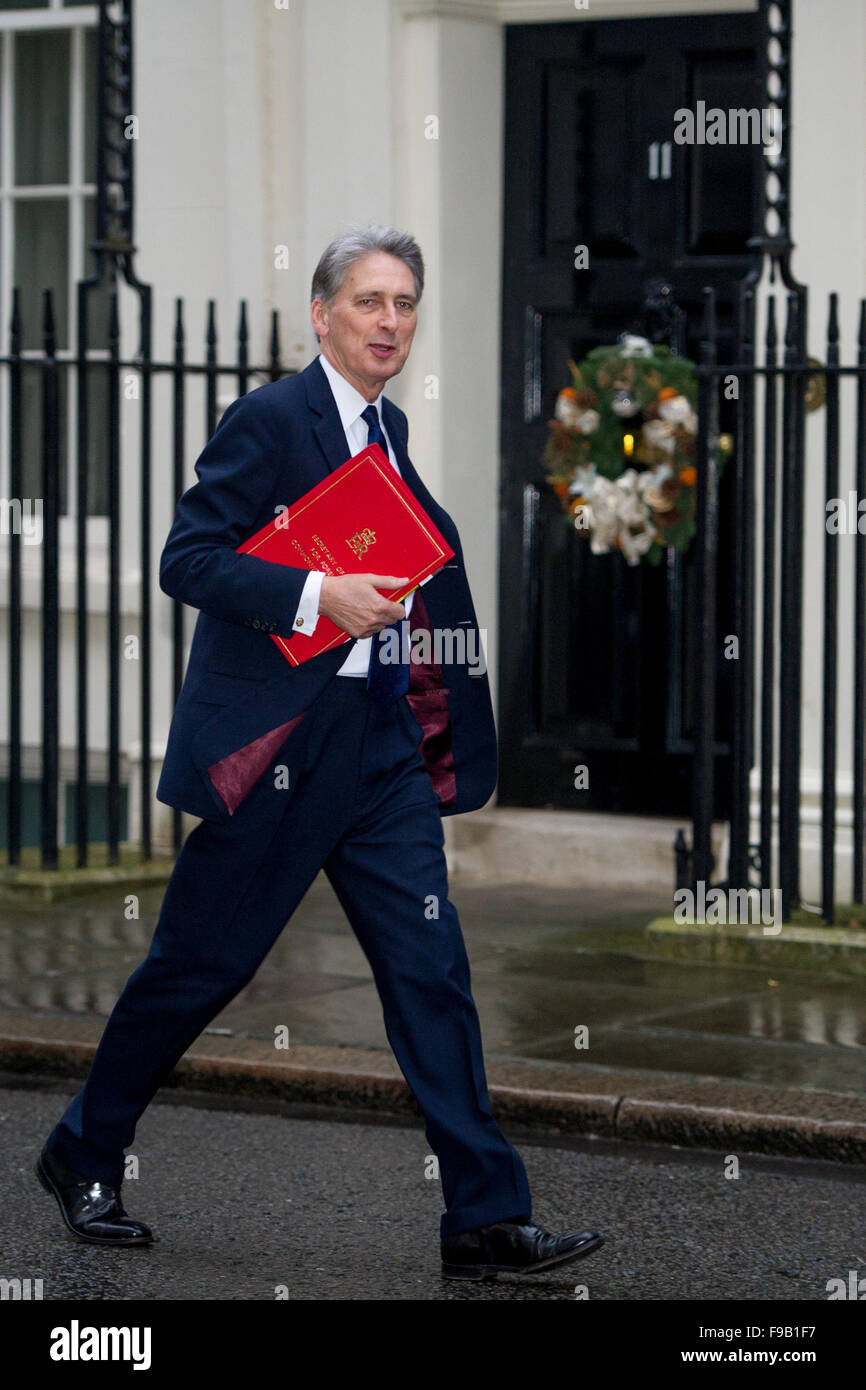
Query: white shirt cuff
293 570 325 636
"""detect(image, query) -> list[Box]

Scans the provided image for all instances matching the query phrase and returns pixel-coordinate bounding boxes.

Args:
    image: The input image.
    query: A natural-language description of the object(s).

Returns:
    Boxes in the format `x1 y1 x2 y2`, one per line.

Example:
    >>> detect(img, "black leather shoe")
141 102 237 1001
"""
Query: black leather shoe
441 1220 603 1280
36 1147 154 1247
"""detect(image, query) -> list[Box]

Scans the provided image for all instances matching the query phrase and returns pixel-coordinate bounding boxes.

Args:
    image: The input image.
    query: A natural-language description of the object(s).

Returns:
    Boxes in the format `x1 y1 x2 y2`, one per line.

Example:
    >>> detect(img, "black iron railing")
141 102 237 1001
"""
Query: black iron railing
2 289 291 868
676 286 866 924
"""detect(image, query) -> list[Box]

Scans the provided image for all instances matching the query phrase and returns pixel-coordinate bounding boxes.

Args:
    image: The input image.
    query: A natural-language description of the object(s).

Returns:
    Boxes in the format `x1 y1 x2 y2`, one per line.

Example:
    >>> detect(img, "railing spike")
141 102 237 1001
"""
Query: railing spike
108 288 119 342
766 294 777 350
10 285 20 347
700 285 716 349
827 291 840 347
784 292 798 350
42 287 56 348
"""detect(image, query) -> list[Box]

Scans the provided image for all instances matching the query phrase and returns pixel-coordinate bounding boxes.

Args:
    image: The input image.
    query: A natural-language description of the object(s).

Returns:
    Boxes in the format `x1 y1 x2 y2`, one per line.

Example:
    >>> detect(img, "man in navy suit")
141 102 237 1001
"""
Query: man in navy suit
37 225 602 1280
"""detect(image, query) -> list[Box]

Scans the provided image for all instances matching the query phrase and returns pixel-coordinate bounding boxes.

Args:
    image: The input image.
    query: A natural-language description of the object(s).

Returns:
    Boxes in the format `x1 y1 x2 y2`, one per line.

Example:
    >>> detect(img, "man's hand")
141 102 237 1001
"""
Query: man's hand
318 573 410 639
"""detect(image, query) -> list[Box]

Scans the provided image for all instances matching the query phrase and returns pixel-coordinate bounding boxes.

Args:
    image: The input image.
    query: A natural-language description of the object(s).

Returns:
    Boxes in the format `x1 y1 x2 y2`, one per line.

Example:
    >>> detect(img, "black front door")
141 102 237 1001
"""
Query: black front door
498 12 762 814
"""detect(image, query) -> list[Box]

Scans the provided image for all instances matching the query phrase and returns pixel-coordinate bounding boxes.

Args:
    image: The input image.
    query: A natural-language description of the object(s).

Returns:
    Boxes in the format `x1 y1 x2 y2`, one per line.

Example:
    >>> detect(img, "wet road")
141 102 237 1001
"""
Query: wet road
3 1081 865 1301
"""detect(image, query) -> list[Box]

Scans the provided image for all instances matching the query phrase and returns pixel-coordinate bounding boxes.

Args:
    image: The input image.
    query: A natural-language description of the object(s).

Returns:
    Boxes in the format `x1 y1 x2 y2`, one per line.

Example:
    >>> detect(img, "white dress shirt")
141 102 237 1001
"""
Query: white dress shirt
291 352 427 676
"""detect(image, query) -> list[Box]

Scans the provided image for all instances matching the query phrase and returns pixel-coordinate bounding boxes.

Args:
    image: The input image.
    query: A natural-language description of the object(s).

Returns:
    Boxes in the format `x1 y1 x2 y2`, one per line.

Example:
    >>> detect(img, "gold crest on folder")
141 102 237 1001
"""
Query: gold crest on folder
347 527 377 559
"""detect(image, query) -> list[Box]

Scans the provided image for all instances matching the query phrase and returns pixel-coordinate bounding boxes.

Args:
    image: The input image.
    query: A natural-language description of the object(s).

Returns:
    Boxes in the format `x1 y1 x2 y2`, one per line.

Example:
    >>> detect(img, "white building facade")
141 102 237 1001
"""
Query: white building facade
1 0 865 902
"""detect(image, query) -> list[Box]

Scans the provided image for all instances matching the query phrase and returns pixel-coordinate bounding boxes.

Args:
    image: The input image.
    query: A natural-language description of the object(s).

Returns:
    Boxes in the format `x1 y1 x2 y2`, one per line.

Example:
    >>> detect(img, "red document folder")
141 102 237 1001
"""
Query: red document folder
236 443 454 667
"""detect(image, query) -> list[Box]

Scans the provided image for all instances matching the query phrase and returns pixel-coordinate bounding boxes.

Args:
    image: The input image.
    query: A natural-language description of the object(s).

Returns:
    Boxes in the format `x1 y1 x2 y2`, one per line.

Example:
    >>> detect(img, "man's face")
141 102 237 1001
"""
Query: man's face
311 251 418 402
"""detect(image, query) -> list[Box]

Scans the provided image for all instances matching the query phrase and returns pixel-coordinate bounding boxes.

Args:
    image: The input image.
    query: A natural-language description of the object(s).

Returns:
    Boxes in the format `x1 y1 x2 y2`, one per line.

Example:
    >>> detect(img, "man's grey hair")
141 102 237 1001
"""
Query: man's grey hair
311 224 425 308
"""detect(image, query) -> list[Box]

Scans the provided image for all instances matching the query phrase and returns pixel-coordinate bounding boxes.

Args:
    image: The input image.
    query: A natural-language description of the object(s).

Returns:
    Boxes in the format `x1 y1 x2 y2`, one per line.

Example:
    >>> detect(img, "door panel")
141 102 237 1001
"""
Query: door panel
499 13 762 814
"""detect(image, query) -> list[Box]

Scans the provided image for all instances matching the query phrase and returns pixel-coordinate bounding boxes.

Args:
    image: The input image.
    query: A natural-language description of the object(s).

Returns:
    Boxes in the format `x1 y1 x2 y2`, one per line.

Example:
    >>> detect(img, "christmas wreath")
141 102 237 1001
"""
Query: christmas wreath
543 334 732 565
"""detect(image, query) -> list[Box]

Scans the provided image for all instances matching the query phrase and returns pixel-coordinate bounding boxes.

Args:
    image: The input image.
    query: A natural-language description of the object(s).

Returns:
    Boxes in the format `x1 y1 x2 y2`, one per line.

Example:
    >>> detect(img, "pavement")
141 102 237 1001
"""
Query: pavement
0 873 865 1165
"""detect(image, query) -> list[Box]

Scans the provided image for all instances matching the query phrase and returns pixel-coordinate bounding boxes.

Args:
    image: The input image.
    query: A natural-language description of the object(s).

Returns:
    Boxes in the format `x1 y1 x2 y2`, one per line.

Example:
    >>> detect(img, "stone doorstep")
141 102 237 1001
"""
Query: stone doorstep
445 808 724 890
0 810 695 898
0 807 712 896
2 1014 865 1165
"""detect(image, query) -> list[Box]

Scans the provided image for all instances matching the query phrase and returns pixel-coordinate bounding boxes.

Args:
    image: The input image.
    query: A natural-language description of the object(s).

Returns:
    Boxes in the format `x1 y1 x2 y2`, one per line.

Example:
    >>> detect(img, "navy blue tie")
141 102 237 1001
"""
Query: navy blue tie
362 405 410 710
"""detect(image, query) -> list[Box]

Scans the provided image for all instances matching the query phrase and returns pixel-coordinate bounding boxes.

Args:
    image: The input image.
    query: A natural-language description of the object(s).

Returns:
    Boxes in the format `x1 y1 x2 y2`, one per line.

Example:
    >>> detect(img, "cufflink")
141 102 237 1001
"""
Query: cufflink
295 617 304 627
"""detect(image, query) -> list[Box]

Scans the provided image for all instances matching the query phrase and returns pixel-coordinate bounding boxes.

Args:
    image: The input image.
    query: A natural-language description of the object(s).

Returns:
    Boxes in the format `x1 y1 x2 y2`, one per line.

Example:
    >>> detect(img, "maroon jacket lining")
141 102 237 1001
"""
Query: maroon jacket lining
406 587 456 807
207 713 307 816
206 585 456 815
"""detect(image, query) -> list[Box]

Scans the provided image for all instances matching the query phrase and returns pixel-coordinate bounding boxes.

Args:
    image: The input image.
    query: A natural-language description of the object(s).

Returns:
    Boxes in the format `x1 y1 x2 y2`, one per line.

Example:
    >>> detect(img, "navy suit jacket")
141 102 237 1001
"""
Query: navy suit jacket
155 356 498 826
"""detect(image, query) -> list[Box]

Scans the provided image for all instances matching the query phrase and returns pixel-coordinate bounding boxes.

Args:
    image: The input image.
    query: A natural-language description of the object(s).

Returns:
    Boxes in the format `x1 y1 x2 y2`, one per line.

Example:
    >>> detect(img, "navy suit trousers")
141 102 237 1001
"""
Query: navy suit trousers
46 677 532 1238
